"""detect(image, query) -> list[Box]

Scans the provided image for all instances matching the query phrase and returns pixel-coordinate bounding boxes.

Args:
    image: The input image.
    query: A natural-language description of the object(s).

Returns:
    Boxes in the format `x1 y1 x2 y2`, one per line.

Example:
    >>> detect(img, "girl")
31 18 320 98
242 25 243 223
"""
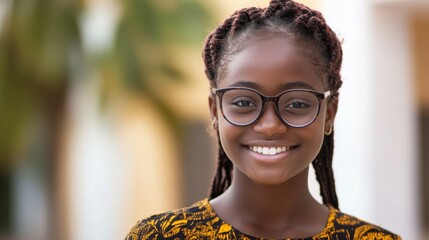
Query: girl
126 0 401 239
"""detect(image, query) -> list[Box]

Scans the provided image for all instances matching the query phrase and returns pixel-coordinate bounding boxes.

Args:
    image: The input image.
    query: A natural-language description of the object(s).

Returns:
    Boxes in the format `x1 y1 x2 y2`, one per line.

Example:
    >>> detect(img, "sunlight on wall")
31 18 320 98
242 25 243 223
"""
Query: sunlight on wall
114 94 182 234
413 15 429 109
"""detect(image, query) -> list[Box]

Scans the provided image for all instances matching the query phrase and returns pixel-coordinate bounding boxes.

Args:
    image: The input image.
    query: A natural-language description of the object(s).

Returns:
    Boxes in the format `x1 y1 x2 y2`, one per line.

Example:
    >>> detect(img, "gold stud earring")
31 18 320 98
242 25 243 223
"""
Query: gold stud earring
325 127 333 136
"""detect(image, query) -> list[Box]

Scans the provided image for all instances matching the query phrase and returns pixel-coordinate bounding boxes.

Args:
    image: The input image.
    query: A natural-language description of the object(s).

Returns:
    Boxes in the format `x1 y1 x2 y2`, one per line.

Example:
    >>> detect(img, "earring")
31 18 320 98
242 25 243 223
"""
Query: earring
211 118 218 130
325 127 333 136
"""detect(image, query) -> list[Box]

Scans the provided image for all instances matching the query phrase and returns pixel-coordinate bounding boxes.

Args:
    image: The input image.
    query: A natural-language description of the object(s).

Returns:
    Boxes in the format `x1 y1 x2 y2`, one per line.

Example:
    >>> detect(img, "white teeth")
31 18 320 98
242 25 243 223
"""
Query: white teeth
248 145 292 156
262 147 269 155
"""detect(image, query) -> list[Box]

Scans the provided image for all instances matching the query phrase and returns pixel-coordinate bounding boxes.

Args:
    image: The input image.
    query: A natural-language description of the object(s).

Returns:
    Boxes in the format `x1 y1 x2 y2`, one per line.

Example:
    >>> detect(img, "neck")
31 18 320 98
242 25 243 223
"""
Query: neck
209 167 330 238
222 167 318 223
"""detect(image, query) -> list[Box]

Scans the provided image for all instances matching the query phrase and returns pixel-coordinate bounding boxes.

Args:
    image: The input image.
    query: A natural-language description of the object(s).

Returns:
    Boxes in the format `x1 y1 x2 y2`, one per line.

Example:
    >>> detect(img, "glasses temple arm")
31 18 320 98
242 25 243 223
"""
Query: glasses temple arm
324 91 331 98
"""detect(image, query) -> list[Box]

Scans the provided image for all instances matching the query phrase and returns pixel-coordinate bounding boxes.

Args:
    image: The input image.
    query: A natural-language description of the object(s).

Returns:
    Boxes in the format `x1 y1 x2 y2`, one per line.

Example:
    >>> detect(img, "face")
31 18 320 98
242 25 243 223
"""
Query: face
209 37 338 185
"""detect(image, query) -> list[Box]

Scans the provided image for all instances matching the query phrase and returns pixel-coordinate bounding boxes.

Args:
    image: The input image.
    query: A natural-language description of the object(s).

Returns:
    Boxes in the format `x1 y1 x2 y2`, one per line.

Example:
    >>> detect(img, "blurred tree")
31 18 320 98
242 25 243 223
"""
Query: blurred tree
0 0 211 238
0 0 83 238
0 0 82 168
101 0 212 137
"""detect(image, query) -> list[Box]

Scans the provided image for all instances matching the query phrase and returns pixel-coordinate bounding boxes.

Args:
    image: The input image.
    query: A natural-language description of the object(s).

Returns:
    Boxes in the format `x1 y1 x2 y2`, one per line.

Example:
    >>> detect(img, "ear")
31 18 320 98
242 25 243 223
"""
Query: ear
325 97 338 132
208 94 218 121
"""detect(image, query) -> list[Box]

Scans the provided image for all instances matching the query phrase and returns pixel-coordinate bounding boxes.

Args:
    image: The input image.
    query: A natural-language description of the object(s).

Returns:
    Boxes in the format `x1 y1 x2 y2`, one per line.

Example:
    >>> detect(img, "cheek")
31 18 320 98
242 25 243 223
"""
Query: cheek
305 111 327 157
218 118 238 146
217 117 245 161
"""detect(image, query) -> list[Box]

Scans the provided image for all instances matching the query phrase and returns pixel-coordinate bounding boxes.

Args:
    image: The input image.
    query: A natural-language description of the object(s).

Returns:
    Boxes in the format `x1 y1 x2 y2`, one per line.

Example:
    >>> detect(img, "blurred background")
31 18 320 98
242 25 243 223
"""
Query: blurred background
0 0 427 239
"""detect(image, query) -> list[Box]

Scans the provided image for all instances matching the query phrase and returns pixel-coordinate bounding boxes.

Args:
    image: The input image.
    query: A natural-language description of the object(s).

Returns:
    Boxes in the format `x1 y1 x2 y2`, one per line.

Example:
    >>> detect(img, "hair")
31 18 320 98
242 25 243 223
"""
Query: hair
203 0 343 209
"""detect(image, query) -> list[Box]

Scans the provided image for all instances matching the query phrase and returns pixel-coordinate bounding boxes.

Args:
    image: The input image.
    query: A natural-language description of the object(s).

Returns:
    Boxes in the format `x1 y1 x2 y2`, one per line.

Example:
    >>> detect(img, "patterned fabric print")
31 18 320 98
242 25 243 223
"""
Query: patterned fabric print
125 199 401 240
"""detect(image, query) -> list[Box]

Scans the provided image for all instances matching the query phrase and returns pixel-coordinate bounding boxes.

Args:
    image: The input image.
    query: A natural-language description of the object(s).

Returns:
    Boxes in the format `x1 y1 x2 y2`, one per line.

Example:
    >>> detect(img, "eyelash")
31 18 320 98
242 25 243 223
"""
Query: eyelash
286 100 311 108
232 97 256 107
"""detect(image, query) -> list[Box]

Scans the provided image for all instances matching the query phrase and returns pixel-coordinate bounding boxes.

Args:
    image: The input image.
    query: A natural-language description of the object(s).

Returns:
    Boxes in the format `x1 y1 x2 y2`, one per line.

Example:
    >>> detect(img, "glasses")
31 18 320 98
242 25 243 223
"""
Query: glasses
212 87 331 128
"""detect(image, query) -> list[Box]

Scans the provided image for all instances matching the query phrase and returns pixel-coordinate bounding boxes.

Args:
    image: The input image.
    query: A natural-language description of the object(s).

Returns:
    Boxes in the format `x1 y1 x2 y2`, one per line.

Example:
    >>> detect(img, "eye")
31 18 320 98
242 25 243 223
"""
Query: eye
286 100 311 108
232 97 257 108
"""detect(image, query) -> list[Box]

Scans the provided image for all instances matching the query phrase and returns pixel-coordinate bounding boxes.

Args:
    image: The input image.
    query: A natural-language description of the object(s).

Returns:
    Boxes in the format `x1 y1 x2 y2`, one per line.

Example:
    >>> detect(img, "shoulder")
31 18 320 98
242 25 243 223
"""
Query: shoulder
325 208 402 240
125 199 219 240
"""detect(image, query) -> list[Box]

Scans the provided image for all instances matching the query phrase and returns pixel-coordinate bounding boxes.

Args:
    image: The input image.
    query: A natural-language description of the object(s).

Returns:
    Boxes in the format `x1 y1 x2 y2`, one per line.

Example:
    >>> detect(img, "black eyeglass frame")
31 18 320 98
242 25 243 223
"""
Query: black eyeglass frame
212 87 331 128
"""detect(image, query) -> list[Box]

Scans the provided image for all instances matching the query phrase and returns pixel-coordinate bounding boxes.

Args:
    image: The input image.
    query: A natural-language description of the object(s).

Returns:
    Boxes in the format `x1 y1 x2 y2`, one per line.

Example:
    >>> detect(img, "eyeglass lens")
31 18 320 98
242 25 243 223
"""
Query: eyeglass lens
221 89 320 127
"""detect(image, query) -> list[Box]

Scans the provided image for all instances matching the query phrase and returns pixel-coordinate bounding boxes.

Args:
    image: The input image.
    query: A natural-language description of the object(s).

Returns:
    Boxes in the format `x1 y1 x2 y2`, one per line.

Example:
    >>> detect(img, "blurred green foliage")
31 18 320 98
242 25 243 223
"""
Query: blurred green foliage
0 0 83 169
104 0 212 137
0 1 212 237
0 0 212 168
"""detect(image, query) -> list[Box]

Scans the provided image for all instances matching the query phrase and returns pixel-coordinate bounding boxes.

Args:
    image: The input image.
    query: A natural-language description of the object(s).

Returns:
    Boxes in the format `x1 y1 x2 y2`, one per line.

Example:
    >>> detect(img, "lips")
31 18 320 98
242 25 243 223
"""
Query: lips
246 145 297 156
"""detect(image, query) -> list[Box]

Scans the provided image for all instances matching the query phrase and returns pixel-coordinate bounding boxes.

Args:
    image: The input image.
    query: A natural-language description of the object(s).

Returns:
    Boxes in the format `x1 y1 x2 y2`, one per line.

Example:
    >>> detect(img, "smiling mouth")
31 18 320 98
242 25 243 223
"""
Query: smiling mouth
246 145 298 156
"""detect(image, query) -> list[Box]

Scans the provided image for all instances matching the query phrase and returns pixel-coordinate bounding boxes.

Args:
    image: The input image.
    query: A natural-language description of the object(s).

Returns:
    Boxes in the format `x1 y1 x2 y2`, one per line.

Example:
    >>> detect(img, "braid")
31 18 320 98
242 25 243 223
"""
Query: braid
209 136 233 199
203 17 234 83
312 131 339 208
204 0 343 208
203 7 263 84
248 7 263 21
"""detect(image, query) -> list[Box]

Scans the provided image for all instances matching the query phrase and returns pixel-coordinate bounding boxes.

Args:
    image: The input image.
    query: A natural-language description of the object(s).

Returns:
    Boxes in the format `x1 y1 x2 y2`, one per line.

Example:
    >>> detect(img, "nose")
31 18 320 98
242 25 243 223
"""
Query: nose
252 102 288 136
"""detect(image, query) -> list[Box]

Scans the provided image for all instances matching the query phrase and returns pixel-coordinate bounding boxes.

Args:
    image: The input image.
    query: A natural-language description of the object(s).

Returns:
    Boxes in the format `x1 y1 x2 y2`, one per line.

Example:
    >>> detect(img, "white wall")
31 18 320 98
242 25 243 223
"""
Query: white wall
370 6 420 239
67 73 128 240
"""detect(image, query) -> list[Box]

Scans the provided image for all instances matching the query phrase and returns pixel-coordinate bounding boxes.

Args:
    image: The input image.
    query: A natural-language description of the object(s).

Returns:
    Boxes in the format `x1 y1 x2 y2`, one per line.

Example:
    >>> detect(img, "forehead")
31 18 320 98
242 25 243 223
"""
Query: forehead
219 37 325 94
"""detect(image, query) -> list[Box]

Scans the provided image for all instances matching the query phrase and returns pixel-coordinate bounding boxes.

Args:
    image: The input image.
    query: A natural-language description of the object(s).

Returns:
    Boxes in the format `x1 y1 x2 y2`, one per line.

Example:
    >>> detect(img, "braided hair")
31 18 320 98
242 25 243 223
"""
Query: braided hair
203 0 343 209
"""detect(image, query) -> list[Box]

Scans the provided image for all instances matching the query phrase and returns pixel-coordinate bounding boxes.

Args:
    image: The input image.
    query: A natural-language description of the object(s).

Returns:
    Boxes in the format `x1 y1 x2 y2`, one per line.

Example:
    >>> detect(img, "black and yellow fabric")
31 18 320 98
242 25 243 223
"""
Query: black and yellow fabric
125 199 401 240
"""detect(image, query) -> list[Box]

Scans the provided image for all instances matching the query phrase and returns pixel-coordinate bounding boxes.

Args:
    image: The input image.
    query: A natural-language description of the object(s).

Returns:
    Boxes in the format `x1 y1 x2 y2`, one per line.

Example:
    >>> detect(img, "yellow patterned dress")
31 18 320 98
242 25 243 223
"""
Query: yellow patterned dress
125 199 401 240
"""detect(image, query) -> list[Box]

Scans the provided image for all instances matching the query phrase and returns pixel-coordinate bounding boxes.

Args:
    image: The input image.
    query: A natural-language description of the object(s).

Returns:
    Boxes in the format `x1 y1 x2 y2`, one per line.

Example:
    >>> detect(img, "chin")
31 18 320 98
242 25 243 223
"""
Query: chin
247 165 309 186
248 171 294 186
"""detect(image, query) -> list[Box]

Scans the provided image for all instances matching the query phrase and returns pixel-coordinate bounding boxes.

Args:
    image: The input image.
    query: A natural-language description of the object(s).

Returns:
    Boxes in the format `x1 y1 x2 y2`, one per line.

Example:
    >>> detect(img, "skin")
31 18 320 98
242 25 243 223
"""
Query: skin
208 37 338 238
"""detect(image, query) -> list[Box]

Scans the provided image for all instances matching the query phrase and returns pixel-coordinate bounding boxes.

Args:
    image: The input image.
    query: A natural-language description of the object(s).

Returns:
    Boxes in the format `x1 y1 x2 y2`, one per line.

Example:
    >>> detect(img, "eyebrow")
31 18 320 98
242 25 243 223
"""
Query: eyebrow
227 81 316 91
